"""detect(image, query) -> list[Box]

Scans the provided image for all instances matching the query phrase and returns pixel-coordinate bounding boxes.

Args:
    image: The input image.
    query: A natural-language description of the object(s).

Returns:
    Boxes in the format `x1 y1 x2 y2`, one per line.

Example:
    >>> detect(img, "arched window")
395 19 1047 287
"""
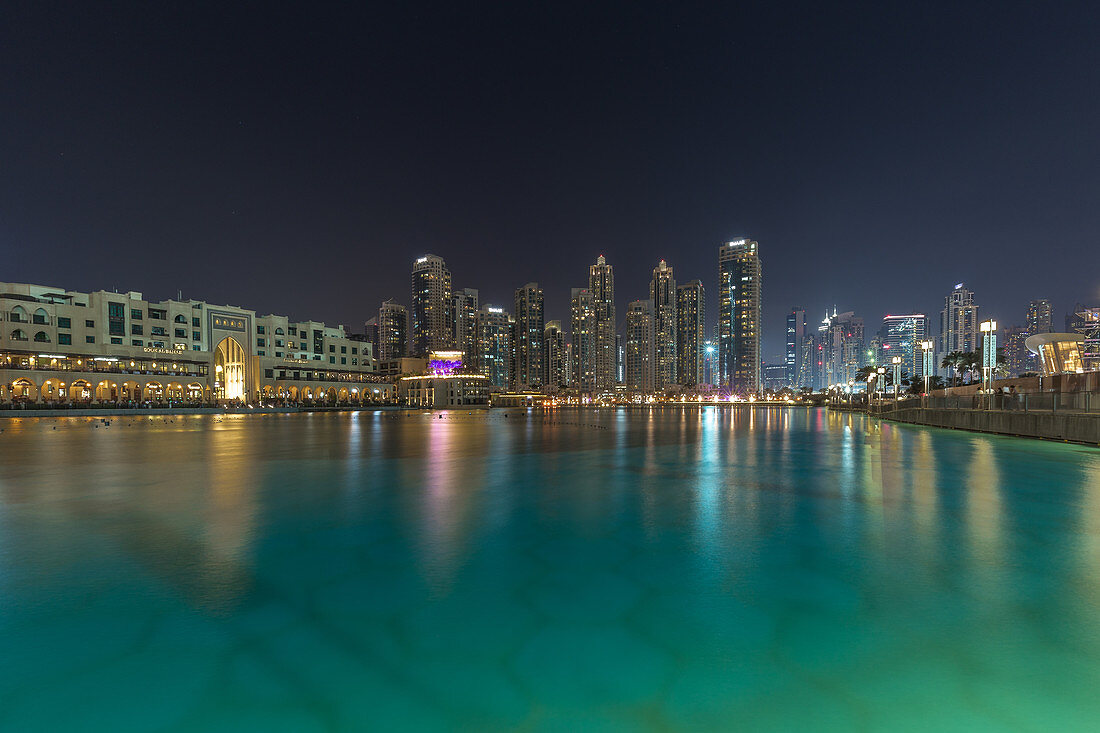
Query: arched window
275 327 284 335
33 308 49 325
10 306 27 323
10 329 27 341
34 331 50 342
174 314 187 323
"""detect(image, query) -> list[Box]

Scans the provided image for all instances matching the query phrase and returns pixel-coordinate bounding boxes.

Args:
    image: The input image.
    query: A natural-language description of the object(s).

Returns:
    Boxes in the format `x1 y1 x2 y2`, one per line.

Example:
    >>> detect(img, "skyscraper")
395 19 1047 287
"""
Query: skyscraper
615 333 625 384
718 239 761 393
452 287 479 360
570 287 595 393
543 320 565 392
676 280 705 387
625 299 654 394
474 306 513 388
513 282 544 391
1003 325 1031 377
410 254 453 357
785 307 806 387
378 299 408 360
940 283 979 373
1026 299 1053 336
650 259 677 389
363 317 379 361
589 255 616 391
880 313 928 378
821 309 864 386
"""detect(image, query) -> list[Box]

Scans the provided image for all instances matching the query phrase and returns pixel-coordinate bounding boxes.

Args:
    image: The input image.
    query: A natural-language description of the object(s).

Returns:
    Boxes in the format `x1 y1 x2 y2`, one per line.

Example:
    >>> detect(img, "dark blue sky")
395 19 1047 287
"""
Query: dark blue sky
3 2 1098 358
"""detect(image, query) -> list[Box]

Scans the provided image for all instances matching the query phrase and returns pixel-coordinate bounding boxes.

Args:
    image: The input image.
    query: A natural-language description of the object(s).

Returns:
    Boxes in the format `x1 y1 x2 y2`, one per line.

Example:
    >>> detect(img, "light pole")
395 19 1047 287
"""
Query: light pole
876 367 885 410
979 320 998 408
891 356 903 406
920 340 934 404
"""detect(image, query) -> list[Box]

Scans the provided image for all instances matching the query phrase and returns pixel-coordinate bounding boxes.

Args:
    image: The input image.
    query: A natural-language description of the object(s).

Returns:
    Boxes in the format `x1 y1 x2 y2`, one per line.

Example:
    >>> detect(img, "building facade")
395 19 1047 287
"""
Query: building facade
650 260 677 389
879 313 928 378
676 280 705 387
625 300 654 394
718 239 762 393
821 309 864 387
543 320 565 392
452 287 479 361
0 281 393 407
785 307 806 388
378 299 408 360
410 254 453 357
513 283 544 391
589 255 616 392
474 306 514 389
940 283 979 374
570 287 595 393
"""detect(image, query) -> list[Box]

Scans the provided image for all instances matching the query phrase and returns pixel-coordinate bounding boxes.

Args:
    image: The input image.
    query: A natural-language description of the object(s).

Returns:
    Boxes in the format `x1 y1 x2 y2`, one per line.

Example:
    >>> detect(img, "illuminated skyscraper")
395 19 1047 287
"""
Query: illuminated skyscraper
821 309 864 386
676 280 705 386
570 287 595 392
880 313 928 378
1003 325 1031 377
410 254 453 357
474 306 513 388
717 239 761 393
378 299 408 360
625 299 654 393
543 320 565 392
940 283 979 374
513 282 544 391
1026 299 1053 336
589 255 616 391
785 307 806 387
650 260 677 389
452 287 479 360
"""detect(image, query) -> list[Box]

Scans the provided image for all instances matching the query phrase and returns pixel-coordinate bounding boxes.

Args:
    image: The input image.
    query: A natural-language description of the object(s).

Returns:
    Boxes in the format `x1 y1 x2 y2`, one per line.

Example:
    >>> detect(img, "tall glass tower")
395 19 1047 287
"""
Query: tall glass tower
718 239 761 393
410 254 453 357
588 255 616 392
650 260 677 389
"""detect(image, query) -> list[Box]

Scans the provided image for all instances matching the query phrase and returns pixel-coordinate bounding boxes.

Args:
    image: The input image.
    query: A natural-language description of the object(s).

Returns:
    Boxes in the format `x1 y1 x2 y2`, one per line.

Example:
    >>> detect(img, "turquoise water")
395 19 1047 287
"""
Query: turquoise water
1 408 1099 731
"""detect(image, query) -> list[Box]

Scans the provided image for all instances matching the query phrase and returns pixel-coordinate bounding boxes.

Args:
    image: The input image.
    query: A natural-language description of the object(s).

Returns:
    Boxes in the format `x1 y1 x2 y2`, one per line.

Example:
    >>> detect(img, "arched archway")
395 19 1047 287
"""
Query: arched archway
11 378 38 402
9 305 27 323
186 382 205 402
96 380 118 403
69 379 92 404
143 381 164 402
214 337 246 402
166 382 184 402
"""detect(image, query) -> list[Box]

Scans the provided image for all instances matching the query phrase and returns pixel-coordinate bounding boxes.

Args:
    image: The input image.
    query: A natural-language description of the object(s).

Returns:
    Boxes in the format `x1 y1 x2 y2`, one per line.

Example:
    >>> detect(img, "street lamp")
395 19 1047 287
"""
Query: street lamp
920 340 934 401
891 356 903 404
979 320 998 407
876 367 885 407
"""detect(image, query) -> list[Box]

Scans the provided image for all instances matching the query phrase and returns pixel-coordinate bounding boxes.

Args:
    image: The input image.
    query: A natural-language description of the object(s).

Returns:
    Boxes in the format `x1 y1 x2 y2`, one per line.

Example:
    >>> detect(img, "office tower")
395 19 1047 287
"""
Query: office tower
543 320 565 392
940 283 979 374
589 255 616 391
802 331 823 391
410 254 453 357
1003 325 1031 377
650 260 677 389
378 299 408 360
563 342 573 387
718 239 762 393
880 313 928 378
513 282 544 391
570 287 595 392
785 307 806 387
364 317 379 361
474 306 513 388
615 333 625 384
763 364 787 392
820 309 864 386
625 300 655 393
676 280 705 387
452 287 479 360
1026 299 1053 336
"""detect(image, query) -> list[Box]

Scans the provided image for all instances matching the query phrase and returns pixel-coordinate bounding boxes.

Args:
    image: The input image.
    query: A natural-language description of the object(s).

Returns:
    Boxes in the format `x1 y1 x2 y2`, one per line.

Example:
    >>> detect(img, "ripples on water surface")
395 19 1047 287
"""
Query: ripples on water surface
1 408 1099 731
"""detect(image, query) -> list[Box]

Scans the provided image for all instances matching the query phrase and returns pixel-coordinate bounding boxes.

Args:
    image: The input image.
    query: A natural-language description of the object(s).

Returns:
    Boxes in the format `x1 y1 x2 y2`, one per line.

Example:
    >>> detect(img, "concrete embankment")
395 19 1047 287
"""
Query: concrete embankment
0 407 298 419
882 407 1100 446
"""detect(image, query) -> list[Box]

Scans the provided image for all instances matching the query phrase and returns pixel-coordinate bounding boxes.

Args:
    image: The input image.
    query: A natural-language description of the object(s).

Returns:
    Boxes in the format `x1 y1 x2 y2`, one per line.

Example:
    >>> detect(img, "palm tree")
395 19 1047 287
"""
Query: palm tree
941 351 964 387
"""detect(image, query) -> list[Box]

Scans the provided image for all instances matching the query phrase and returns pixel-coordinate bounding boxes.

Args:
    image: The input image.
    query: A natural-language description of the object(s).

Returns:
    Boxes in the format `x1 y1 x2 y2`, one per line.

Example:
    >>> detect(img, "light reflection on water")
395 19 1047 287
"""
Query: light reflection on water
1 408 1099 730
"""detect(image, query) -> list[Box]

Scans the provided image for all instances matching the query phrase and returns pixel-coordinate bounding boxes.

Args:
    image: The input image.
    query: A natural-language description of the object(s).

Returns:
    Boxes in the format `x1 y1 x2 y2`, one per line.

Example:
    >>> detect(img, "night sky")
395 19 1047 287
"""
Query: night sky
3 2 1098 358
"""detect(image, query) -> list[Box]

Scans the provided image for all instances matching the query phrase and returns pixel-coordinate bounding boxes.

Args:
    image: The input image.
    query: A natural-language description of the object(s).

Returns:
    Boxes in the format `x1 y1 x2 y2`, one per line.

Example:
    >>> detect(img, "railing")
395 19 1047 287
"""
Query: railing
859 392 1099 414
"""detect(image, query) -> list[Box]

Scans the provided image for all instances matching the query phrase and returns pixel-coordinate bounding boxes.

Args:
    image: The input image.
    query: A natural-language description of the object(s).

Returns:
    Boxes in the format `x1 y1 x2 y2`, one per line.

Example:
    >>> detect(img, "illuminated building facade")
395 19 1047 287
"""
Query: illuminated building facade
677 280 705 387
474 306 513 389
543 320 565 392
0 281 393 407
410 254 453 357
820 309 864 386
452 287 479 361
718 239 761 393
625 299 654 394
513 282 544 391
1026 299 1053 336
570 287 595 393
1003 325 1031 377
879 313 928 378
589 255 616 391
378 298 408 360
940 283 979 374
785 307 806 388
650 260 677 389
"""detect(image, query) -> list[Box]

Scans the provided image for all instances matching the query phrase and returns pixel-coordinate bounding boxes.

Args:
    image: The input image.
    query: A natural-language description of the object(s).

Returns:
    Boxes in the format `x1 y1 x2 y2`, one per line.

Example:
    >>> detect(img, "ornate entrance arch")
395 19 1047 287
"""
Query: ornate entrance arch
214 337 246 402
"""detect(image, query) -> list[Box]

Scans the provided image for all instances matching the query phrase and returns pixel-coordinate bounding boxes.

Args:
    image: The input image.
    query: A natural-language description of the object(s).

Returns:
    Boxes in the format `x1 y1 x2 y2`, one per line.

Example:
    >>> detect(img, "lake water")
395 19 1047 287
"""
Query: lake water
1 408 1099 731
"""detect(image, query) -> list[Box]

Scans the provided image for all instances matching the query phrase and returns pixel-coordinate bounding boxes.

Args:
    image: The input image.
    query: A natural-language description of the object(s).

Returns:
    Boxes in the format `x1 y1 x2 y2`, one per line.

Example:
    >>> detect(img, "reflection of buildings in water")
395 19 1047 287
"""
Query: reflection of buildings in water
966 439 1003 566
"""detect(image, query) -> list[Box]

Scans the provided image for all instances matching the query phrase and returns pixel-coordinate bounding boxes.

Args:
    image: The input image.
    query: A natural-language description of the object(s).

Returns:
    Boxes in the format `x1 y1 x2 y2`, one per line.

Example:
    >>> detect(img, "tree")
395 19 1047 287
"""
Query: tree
941 351 965 387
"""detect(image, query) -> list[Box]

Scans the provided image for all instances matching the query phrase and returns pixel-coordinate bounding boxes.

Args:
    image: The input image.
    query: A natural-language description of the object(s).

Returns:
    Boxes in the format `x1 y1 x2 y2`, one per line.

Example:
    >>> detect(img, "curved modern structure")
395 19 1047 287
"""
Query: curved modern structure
1025 332 1085 375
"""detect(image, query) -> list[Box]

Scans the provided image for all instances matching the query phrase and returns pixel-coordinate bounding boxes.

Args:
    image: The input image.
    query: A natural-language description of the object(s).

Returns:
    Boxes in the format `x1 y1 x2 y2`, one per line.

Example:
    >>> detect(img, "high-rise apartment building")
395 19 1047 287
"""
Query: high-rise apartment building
785 307 806 388
513 282 544 391
1003 325 1031 377
940 283 979 374
820 309 864 386
625 300 654 394
452 287 479 360
563 342 573 387
543 320 565 392
615 333 625 384
880 313 928 378
410 254 453 357
1026 299 1053 336
676 280 705 387
474 306 513 388
650 260 677 389
570 287 595 393
718 239 761 393
589 255 616 391
364 317 379 361
378 299 408 360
